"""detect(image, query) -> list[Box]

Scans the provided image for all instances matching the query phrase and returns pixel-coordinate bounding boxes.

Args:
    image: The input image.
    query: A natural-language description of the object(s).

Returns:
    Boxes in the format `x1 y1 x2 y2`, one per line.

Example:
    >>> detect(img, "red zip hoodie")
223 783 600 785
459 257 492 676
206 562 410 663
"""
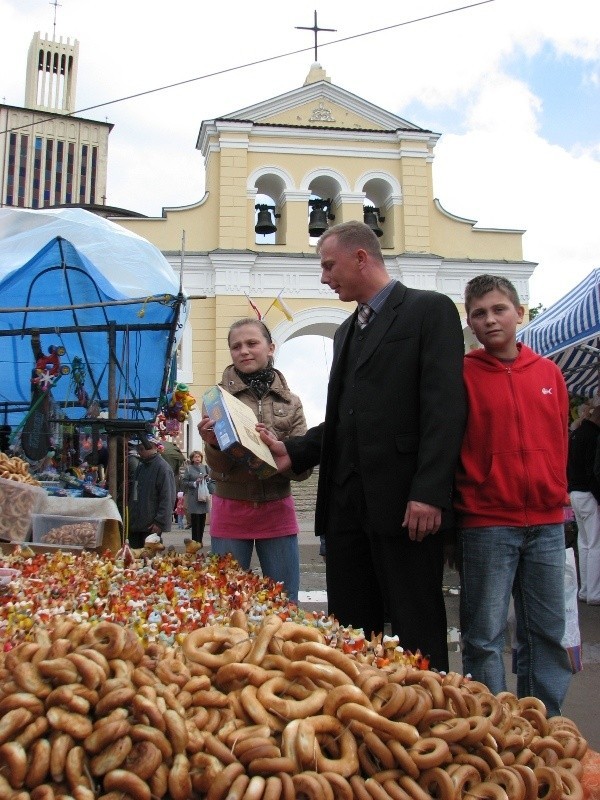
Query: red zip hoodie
454 343 569 528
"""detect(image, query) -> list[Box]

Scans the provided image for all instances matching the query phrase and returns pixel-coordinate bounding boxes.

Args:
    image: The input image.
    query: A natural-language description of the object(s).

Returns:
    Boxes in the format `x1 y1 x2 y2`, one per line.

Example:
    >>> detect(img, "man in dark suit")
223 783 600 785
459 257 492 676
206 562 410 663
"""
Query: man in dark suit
260 220 466 669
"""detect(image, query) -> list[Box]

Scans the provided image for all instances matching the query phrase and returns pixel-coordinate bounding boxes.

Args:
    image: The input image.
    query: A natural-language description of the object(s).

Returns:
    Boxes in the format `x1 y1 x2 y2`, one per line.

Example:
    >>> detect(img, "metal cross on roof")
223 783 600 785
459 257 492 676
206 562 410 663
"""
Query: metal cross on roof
295 10 336 63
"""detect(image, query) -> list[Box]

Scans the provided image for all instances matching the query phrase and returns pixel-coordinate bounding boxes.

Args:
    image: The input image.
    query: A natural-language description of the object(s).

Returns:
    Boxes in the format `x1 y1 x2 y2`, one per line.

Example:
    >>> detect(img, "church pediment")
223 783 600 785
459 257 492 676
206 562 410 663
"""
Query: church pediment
211 80 427 135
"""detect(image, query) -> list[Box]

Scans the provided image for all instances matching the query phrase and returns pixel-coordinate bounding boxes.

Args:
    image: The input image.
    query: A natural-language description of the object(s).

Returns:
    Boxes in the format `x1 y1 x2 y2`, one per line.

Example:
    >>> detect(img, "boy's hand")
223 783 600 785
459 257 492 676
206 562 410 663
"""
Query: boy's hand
257 424 292 472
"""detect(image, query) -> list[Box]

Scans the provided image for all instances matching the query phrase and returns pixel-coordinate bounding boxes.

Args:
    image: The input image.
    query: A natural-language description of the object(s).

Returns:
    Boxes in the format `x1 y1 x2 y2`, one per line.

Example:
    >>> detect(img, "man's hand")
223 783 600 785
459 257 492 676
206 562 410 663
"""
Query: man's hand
403 500 441 542
256 424 292 472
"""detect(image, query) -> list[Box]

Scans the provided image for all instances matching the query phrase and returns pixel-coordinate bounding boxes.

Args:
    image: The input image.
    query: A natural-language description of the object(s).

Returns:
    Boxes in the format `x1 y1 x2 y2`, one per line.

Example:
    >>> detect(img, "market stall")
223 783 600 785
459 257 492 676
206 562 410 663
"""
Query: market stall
0 208 189 551
517 268 600 397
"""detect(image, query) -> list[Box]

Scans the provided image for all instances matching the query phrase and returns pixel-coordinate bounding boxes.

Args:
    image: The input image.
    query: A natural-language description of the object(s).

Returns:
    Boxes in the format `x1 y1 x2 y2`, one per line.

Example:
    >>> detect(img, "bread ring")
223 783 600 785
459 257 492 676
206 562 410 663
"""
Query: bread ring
519 708 549 738
121 740 163 781
370 683 407 720
221 773 250 800
84 622 126 660
0 708 33 746
554 765 583 800
84 719 131 755
533 766 563 800
517 697 547 716
239 684 285 731
103 769 151 800
321 771 354 800
454 751 492 777
50 731 74 783
323 684 373 718
292 773 324 800
463 781 510 800
244 614 284 666
130 724 173 761
363 731 395 771
183 625 250 670
505 766 537 800
487 767 526 800
89 735 133 777
46 706 93 740
15 716 49 749
149 762 169 800
45 685 90 715
361 776 393 800
337 702 419 747
204 761 245 800
399 685 432 727
387 739 420 779
65 744 89 791
12 662 50 697
419 675 446 709
430 717 471 743
247 756 297 775
408 737 451 770
442 685 470 718
167 753 192 800
257 675 327 720
285 658 354 688
24 737 51 789
294 641 362 680
462 716 493 746
556 758 583 780
0 741 27 789
0 692 44 716
446 764 482 795
418 766 456 800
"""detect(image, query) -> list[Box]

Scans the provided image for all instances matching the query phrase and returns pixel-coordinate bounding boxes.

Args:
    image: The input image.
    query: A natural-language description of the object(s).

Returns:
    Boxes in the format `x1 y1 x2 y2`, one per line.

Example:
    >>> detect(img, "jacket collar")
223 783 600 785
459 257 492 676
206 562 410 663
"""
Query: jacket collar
220 363 293 402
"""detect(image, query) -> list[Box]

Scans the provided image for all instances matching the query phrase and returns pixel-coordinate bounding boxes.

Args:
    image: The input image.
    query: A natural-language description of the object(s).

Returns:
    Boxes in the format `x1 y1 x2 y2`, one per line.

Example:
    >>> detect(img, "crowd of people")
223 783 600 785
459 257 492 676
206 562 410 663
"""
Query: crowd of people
120 219 594 716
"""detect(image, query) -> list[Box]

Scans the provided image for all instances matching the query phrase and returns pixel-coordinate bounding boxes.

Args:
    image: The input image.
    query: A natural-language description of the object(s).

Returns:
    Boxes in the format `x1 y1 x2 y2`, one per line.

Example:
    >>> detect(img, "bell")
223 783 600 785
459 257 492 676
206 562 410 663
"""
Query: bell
364 207 383 237
308 207 329 237
255 207 277 235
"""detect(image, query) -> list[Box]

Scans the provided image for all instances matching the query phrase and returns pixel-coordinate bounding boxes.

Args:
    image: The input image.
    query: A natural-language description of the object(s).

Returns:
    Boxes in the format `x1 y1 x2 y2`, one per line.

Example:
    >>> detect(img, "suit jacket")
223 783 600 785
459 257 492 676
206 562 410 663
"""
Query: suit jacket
286 282 467 537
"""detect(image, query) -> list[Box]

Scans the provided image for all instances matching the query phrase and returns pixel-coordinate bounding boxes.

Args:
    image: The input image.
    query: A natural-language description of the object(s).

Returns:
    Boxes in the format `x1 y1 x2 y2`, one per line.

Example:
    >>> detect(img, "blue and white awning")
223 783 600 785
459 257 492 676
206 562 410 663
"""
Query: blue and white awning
517 268 600 398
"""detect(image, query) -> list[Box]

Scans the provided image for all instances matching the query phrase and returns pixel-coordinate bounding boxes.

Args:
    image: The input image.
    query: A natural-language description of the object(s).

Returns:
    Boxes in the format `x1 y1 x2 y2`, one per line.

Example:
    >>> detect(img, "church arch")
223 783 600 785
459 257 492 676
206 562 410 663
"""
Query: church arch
271 306 350 346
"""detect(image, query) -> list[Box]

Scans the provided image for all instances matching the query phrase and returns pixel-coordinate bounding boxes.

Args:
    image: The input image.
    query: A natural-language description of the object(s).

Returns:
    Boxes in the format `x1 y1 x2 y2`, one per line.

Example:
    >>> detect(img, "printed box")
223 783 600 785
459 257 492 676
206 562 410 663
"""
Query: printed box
202 385 278 479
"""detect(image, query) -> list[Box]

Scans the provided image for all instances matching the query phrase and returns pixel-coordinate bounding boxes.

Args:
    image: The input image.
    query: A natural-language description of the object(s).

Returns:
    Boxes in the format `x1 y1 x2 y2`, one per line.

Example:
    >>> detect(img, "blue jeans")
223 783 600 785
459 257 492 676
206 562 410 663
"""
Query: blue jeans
458 524 571 717
210 535 300 604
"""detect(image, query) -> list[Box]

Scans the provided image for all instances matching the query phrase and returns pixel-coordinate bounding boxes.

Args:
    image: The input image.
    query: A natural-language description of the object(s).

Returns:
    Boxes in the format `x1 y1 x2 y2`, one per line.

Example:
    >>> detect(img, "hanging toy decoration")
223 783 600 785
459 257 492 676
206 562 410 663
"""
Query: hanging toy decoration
32 345 69 392
168 382 197 422
71 356 90 408
159 383 196 436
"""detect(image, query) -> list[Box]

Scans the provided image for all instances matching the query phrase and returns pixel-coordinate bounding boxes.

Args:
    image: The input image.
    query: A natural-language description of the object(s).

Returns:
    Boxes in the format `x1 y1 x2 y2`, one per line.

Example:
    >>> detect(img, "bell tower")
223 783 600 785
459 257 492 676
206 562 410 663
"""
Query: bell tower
25 31 79 114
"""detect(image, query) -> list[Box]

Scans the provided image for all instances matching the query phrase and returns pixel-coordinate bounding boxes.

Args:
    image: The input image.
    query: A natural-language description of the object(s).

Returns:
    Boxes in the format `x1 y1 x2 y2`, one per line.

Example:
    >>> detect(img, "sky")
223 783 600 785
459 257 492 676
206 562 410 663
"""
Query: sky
2 0 600 426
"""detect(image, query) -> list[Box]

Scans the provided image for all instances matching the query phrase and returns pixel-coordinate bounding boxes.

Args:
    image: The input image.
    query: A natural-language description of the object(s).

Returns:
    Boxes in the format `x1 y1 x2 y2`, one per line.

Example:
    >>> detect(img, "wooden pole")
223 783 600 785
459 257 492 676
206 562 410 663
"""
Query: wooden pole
107 322 118 500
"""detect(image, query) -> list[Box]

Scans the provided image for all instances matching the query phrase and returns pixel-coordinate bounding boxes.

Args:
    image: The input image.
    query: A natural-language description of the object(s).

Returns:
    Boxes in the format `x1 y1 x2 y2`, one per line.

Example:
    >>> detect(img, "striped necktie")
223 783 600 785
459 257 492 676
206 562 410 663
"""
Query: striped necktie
357 303 372 329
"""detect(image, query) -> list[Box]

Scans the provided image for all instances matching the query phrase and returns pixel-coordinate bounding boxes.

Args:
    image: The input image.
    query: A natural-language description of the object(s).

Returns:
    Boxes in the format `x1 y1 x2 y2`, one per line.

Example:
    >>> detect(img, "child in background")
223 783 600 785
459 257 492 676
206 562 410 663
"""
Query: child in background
454 274 572 717
175 491 186 530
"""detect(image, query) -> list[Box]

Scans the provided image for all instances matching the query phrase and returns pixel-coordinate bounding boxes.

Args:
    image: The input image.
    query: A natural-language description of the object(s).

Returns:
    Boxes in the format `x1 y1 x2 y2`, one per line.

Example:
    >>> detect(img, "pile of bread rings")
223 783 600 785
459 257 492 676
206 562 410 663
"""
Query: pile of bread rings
0 612 587 800
0 456 43 543
0 454 41 486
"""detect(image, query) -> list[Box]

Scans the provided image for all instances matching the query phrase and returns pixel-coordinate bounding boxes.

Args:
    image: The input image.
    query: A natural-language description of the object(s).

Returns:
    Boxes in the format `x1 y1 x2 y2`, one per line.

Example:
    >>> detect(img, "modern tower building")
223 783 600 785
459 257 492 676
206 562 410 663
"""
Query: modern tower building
0 31 112 209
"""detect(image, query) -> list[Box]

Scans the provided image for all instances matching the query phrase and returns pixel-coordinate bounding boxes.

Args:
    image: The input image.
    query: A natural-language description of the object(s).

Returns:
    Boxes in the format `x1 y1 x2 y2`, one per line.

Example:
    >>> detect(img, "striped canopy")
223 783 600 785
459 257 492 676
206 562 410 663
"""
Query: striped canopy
517 268 600 397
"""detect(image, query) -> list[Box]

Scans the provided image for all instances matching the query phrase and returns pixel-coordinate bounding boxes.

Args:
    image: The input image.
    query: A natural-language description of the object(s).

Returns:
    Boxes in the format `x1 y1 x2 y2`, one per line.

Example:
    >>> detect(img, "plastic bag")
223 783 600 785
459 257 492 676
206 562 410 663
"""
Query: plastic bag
563 546 583 672
197 477 210 502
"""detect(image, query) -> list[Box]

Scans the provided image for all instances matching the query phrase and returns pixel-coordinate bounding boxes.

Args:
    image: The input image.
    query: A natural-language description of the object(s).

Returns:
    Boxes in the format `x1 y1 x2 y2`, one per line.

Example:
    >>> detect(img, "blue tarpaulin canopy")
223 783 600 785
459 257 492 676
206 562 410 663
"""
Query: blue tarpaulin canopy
0 209 188 432
517 268 600 397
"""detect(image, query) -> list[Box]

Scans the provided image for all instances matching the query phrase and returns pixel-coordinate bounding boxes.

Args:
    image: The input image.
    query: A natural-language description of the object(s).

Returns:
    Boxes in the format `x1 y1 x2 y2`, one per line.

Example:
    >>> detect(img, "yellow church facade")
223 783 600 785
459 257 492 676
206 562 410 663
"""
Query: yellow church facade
112 65 535 450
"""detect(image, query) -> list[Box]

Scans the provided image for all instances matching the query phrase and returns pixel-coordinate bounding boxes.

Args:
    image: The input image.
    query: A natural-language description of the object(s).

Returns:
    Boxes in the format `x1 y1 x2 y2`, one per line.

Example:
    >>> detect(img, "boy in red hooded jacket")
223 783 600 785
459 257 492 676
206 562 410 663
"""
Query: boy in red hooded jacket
454 274 572 717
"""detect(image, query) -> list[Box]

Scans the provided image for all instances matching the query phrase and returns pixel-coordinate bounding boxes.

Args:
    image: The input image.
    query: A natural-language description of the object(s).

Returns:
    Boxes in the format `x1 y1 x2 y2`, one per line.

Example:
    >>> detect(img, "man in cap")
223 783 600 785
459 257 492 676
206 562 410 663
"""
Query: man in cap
127 434 176 548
